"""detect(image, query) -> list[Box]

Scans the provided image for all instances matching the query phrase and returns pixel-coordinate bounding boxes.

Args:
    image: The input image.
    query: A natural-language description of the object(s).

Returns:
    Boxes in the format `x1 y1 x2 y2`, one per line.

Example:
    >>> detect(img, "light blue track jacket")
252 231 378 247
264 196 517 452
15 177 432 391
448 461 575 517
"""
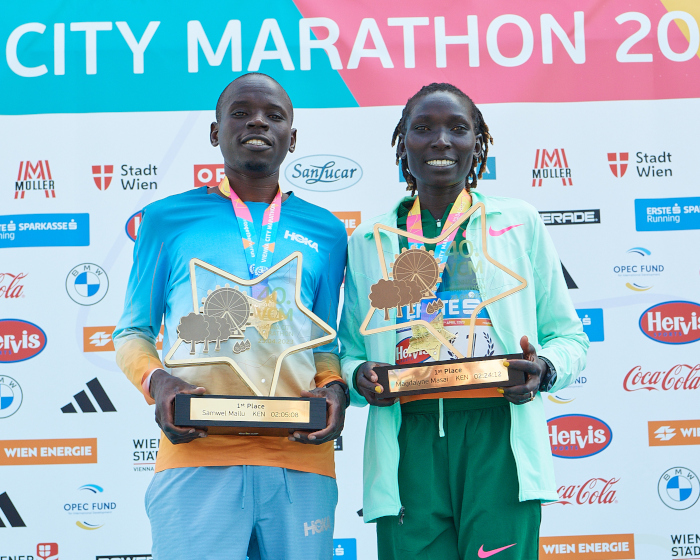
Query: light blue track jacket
339 191 589 523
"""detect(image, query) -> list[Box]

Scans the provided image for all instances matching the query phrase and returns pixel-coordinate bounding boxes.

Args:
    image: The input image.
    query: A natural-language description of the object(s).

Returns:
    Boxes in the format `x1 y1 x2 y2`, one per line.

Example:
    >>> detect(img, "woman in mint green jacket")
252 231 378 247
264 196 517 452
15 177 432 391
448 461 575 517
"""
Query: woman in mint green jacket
339 83 589 560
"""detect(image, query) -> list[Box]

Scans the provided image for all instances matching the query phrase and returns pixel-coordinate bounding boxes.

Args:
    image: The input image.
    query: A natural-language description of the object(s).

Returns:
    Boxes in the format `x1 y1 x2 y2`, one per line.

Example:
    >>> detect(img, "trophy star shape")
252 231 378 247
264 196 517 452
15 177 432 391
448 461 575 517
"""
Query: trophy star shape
360 202 528 360
164 251 335 397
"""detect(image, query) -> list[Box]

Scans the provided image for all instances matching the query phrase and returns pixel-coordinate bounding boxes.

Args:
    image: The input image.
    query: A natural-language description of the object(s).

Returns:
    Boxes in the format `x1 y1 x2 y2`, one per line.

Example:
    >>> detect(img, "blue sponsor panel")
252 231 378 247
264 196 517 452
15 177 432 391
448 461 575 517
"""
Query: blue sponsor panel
0 213 89 248
333 539 357 559
400 158 496 182
576 308 604 342
635 197 700 231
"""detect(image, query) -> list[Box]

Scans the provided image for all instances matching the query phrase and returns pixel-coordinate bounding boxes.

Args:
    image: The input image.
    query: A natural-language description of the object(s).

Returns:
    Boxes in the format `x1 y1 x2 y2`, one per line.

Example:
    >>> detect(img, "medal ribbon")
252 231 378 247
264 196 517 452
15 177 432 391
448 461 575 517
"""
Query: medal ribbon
221 177 282 295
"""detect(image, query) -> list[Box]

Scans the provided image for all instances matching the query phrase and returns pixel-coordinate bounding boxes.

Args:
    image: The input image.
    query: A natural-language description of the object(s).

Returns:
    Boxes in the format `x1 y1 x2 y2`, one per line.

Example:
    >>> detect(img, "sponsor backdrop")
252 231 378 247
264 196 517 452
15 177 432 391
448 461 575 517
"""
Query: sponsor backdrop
1 1 699 559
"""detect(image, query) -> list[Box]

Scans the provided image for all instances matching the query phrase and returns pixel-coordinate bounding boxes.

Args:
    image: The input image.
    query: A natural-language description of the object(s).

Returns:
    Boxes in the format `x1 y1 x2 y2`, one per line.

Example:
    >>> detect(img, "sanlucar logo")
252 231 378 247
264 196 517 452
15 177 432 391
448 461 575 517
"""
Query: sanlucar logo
0 319 46 363
548 414 612 458
284 155 362 192
639 301 700 344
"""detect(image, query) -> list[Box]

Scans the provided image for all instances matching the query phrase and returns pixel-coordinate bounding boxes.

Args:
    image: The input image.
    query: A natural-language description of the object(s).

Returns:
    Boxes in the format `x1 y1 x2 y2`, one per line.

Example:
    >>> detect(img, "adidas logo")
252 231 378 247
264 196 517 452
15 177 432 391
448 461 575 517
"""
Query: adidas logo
61 378 116 413
0 491 26 527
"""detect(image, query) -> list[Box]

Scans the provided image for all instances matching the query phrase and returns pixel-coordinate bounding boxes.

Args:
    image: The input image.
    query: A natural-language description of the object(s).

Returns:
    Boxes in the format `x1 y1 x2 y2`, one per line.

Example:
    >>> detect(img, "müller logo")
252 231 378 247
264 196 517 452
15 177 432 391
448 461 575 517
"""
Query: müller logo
639 301 700 344
532 149 572 187
546 477 619 506
623 364 700 392
15 160 56 199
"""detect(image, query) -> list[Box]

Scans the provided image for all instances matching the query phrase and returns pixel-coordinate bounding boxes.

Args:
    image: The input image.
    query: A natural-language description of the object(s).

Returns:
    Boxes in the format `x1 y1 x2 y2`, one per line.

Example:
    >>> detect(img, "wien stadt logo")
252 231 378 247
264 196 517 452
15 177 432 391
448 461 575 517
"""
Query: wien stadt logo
66 264 109 306
0 213 89 249
607 152 628 177
0 375 23 419
614 247 664 292
61 378 116 414
133 437 159 472
0 319 46 363
532 149 572 187
649 420 700 446
194 164 226 188
546 477 619 506
0 491 26 527
639 301 700 344
285 155 362 192
635 197 700 232
64 484 116 530
92 165 113 190
14 160 56 199
0 272 26 300
539 209 600 226
125 210 143 242
658 467 700 510
624 363 700 392
548 415 612 458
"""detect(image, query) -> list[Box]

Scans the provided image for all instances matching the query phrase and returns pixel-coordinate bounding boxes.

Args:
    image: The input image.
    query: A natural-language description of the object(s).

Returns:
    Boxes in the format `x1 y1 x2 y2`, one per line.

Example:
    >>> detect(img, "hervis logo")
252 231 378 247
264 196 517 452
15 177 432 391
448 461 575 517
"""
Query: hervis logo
639 301 700 344
285 155 362 192
125 210 143 242
0 319 46 363
395 338 430 365
548 415 612 459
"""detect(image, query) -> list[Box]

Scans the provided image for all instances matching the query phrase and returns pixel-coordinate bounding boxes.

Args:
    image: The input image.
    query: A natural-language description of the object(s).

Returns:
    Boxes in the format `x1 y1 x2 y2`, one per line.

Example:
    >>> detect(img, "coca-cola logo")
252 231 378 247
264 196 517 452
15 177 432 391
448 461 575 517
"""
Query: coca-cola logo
548 415 612 458
395 338 430 365
639 301 700 344
0 319 46 363
0 273 26 299
546 477 619 506
623 364 700 391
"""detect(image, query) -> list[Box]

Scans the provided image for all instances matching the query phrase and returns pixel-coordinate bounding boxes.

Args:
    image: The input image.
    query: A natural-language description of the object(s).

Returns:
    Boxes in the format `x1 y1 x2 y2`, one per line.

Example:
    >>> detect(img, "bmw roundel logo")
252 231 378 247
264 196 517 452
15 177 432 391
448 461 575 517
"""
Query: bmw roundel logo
0 375 23 419
66 263 109 306
658 467 700 510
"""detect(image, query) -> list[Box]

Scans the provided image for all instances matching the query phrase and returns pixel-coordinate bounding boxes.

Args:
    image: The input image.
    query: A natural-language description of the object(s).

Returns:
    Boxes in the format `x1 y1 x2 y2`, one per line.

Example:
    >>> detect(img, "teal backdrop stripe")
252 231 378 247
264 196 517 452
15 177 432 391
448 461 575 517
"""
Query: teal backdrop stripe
0 0 358 115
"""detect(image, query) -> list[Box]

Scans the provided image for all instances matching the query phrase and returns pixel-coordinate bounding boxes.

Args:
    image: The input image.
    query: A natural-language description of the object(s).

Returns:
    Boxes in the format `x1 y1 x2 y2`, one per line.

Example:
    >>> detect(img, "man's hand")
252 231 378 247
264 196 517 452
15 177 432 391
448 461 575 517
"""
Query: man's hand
356 361 396 407
501 336 548 405
288 384 346 444
150 369 208 444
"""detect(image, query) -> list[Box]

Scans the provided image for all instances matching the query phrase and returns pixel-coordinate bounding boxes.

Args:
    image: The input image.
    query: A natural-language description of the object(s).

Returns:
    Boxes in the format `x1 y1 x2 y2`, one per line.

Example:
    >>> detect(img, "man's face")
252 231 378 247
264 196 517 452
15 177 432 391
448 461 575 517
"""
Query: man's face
211 76 296 177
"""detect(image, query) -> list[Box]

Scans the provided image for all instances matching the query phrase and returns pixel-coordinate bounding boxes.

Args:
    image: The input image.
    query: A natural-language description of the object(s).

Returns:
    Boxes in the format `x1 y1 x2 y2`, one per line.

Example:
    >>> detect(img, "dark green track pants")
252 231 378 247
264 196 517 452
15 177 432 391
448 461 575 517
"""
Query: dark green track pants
376 398 541 560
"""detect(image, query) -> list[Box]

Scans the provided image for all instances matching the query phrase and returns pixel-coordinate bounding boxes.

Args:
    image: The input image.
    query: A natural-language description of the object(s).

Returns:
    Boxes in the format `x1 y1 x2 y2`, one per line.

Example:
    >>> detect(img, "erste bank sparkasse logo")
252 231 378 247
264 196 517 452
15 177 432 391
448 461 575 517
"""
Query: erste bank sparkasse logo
658 467 699 510
125 211 143 241
66 264 109 306
576 308 604 342
285 155 362 192
0 375 23 419
532 149 572 187
92 165 113 191
639 301 700 344
0 319 46 363
635 197 700 231
14 160 55 199
0 214 89 249
607 152 628 177
548 414 612 458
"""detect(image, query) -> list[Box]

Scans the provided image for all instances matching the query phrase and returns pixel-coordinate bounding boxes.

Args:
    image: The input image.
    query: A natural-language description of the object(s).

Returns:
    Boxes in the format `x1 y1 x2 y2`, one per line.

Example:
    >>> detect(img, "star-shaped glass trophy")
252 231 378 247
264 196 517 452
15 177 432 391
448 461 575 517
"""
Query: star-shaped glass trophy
360 202 529 399
164 252 334 435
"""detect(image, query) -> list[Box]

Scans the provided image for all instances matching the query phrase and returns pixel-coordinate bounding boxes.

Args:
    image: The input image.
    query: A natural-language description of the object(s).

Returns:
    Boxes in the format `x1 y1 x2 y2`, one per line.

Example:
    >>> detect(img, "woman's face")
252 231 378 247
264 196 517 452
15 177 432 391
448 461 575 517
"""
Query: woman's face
401 91 481 191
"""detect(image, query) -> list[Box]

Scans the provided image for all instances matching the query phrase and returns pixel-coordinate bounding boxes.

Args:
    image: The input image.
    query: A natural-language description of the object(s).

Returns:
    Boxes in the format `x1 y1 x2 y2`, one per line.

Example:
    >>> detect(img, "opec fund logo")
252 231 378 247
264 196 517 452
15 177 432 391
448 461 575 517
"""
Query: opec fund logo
64 484 116 530
285 155 362 192
548 414 612 458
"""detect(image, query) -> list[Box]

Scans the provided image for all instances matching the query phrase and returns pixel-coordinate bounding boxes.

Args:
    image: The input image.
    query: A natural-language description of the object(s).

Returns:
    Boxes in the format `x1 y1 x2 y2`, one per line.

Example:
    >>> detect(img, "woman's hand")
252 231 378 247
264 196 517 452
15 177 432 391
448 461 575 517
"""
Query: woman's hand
356 361 396 406
500 336 548 405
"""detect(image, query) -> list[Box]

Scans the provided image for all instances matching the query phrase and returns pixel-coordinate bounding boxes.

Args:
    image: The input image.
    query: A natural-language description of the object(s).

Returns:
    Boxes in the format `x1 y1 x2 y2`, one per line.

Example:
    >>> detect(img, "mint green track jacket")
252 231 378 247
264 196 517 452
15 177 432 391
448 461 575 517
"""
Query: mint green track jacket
339 191 589 523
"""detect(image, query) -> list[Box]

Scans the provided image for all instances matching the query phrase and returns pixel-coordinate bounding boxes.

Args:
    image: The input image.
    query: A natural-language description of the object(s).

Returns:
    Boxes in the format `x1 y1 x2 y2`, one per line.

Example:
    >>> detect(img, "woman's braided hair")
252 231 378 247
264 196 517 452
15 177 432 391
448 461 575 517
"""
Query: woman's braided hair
391 83 493 196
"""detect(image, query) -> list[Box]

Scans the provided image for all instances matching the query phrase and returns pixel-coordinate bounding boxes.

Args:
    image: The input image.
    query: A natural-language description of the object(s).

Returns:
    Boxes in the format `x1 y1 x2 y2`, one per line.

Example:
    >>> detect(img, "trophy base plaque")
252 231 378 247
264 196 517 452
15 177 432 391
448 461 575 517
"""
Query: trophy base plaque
174 394 327 437
374 353 526 399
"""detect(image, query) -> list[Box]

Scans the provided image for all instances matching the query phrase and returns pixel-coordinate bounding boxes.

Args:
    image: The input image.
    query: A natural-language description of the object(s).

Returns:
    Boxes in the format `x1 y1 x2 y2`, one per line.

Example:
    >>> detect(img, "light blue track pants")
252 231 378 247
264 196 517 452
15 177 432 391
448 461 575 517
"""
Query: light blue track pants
146 465 338 560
